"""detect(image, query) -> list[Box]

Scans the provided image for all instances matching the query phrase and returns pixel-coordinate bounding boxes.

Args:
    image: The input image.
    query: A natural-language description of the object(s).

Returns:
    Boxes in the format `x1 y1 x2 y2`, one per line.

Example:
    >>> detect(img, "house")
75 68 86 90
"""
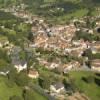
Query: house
90 42 100 53
70 48 84 57
0 36 9 48
31 26 38 33
37 57 60 69
44 62 60 70
28 69 39 79
33 33 48 48
63 61 80 73
90 47 97 54
15 61 27 72
12 59 27 72
96 21 100 26
91 59 100 72
0 70 9 76
50 82 65 93
88 29 94 34
49 63 59 69
4 43 14 50
10 46 27 72
72 39 88 48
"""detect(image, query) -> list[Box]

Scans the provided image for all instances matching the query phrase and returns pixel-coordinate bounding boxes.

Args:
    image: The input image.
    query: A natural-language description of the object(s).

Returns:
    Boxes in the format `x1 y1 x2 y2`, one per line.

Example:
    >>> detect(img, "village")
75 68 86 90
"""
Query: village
0 2 100 100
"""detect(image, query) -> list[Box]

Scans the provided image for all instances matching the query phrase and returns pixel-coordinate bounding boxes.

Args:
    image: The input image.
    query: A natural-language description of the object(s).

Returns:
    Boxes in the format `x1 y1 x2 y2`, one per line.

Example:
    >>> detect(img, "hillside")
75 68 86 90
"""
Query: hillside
0 0 100 24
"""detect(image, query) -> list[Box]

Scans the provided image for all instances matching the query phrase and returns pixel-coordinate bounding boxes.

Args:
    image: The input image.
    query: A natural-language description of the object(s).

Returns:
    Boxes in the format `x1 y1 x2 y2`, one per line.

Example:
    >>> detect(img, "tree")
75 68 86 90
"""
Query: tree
15 72 30 86
38 72 60 90
19 51 27 60
23 90 36 100
63 78 77 93
83 49 93 59
0 49 11 63
39 77 51 89
83 50 100 60
82 76 94 83
7 68 18 80
28 32 34 42
95 77 100 87
93 53 100 59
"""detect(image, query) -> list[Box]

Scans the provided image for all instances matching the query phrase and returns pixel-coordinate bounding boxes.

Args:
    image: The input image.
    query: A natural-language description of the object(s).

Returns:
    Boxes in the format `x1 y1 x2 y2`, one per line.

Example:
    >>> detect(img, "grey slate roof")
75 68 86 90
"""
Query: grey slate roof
53 82 64 90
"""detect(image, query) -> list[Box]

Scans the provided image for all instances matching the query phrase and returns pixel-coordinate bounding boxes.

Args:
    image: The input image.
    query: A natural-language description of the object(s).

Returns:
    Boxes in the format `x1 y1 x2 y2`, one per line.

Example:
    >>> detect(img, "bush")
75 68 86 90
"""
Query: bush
15 73 30 87
39 77 51 89
63 78 77 93
82 76 94 83
23 90 36 100
95 78 100 87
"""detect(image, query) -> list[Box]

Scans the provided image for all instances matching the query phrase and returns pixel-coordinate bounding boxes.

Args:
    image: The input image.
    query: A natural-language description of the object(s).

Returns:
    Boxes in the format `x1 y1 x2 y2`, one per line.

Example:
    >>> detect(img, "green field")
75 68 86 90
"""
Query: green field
28 89 47 100
69 71 100 100
0 76 23 100
0 76 47 100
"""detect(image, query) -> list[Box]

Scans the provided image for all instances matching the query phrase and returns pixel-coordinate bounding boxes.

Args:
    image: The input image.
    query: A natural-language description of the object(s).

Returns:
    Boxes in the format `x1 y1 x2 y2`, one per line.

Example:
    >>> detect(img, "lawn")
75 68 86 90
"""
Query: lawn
69 71 100 100
0 76 47 100
0 76 23 100
30 90 48 100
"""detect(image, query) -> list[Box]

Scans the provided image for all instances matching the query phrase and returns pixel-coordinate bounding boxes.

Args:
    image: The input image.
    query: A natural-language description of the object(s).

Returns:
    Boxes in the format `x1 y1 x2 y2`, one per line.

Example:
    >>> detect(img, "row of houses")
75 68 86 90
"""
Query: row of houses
37 57 80 72
91 59 100 72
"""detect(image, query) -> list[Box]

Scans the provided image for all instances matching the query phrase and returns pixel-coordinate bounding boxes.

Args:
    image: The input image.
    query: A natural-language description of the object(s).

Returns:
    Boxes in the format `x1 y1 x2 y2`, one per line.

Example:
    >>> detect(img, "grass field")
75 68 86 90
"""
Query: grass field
69 71 100 100
29 89 48 100
0 76 23 100
0 76 47 100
